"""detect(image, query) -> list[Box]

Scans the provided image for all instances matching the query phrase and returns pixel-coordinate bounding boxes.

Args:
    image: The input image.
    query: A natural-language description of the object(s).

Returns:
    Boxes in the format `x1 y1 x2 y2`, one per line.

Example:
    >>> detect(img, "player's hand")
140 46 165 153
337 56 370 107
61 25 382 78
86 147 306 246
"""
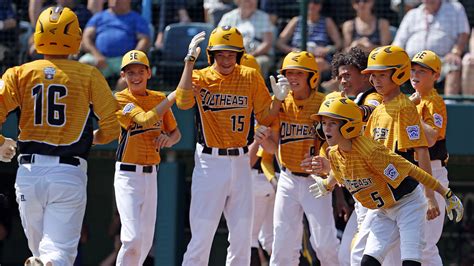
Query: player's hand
409 92 421 105
0 138 17 162
185 31 206 62
309 175 329 198
444 189 463 223
302 155 330 175
426 194 440 220
270 75 290 101
254 125 271 144
155 134 172 150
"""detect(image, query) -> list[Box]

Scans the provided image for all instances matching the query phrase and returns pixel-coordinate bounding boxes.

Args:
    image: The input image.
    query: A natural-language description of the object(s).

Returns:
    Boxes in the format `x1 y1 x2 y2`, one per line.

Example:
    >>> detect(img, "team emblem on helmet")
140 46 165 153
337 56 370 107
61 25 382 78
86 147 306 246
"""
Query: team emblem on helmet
362 45 410 85
34 6 82 55
280 51 320 89
411 50 441 73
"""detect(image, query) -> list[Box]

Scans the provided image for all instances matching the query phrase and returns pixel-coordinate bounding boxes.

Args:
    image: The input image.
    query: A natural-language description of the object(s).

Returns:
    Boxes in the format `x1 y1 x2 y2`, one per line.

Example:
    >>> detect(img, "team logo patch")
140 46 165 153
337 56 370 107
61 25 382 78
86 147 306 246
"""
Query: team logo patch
433 113 443 128
0 79 4 93
406 125 420 140
384 164 399 181
123 103 135 114
367 99 380 106
44 67 56 80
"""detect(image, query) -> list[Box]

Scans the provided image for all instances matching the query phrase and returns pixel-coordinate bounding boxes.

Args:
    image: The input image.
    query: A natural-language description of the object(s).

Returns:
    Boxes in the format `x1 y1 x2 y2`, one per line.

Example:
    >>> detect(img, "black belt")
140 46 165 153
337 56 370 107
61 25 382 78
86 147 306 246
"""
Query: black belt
120 163 154 173
19 155 80 166
282 166 309 177
202 145 249 156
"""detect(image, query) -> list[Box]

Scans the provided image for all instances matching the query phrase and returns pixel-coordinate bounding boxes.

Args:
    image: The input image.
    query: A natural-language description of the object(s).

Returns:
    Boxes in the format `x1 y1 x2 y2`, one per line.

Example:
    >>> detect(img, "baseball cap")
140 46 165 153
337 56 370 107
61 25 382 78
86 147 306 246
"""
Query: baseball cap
411 50 441 73
121 50 150 70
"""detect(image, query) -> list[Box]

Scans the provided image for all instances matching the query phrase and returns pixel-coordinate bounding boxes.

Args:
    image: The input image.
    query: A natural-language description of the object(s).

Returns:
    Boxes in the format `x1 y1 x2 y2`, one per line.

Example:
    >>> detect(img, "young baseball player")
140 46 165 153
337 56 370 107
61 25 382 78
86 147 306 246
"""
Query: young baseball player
113 50 181 265
241 53 278 265
410 50 449 265
354 45 440 265
268 51 340 266
175 26 288 266
0 7 120 266
325 47 384 266
309 97 463 266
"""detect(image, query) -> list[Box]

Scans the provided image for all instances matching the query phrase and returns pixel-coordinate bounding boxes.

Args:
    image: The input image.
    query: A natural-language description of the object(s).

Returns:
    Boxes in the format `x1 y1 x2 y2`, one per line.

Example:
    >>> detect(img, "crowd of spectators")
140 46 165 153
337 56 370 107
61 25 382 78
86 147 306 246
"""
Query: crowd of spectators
2 0 474 93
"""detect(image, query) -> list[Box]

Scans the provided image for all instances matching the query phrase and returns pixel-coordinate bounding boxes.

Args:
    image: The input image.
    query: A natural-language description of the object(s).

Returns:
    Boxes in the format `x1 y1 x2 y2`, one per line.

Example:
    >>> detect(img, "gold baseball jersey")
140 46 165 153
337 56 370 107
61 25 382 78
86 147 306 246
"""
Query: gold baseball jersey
416 89 448 162
329 136 440 209
278 90 325 173
365 93 428 154
177 65 273 148
115 89 177 165
0 59 120 159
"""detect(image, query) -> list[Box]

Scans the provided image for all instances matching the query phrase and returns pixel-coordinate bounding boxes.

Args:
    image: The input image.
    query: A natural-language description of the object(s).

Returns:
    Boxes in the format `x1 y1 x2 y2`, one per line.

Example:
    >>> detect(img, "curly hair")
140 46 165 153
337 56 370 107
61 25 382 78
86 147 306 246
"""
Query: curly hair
330 47 369 79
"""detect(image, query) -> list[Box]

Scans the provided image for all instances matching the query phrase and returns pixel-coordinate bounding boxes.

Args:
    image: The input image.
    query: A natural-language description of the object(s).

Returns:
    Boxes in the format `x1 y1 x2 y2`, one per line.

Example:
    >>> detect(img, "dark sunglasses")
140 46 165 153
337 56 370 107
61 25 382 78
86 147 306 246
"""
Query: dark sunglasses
355 0 371 3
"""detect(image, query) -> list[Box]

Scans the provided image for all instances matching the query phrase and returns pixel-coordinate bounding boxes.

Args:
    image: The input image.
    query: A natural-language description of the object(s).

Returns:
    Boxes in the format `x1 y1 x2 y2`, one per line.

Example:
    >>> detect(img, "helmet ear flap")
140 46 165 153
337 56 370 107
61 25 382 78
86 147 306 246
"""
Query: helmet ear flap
391 62 410 85
308 71 319 89
340 120 363 139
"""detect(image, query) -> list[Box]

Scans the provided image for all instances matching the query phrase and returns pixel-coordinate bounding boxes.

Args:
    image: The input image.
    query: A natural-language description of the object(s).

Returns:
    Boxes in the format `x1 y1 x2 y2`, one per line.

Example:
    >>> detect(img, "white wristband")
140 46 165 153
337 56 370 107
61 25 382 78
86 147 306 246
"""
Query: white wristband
0 21 5 31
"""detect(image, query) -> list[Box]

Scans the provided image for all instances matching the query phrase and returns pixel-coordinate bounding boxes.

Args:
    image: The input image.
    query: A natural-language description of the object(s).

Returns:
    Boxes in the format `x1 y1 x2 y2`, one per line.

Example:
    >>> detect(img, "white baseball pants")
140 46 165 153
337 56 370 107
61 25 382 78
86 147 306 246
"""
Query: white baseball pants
358 160 448 265
270 170 340 266
251 170 275 253
182 144 254 266
363 185 427 263
15 154 88 266
114 162 158 266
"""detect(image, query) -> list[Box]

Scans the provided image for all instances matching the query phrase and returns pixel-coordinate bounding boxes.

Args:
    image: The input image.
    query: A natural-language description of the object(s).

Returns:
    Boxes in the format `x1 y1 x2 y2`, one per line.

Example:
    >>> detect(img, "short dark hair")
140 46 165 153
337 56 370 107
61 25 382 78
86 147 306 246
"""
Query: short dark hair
331 47 368 79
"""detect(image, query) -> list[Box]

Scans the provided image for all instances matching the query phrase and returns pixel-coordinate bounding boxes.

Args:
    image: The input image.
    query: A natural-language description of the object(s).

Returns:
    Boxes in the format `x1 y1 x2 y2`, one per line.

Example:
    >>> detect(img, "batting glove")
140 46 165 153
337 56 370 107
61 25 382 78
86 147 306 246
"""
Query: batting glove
309 175 329 199
270 75 290 101
444 189 464 223
0 138 17 162
185 31 206 62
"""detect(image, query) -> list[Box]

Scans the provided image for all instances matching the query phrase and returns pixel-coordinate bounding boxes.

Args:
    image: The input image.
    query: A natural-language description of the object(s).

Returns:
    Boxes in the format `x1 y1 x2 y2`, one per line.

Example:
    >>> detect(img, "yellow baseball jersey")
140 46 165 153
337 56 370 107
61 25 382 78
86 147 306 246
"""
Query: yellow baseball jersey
178 65 273 148
365 93 428 154
416 89 448 162
278 90 325 173
0 59 119 159
329 136 438 209
115 89 177 165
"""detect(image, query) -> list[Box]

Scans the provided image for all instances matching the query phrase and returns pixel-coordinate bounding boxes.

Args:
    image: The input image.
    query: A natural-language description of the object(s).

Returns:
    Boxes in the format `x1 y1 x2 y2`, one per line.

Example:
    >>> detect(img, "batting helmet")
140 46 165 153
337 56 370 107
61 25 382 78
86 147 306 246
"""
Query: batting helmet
207 26 245 65
411 50 441 73
314 97 363 139
121 50 150 70
280 51 320 89
34 6 82 55
361 45 410 85
240 53 261 74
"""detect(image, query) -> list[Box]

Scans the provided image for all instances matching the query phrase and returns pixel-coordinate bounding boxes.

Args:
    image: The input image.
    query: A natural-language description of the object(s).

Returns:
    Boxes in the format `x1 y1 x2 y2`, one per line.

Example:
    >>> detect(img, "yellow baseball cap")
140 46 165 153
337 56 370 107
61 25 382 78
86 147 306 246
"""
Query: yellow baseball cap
121 50 150 70
411 50 441 73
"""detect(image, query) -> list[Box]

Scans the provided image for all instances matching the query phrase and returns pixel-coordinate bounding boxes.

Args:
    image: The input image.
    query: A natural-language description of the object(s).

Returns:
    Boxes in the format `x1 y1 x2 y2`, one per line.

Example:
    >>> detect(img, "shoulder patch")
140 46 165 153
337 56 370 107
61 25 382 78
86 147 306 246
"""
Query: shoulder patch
384 164 399 181
406 125 420 140
367 99 380 107
0 79 4 93
433 113 443 128
122 103 135 114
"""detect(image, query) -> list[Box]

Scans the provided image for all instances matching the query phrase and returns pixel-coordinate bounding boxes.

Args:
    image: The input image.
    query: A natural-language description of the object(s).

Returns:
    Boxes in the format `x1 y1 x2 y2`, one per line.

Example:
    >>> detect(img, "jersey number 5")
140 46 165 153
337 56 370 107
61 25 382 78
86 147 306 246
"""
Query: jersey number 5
32 84 67 126
370 191 385 208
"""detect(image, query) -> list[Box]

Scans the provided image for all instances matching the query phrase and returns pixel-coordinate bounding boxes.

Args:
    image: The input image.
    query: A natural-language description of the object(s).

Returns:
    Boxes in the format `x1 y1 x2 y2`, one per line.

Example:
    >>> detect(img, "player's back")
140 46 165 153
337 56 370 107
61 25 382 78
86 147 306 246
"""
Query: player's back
2 59 112 158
